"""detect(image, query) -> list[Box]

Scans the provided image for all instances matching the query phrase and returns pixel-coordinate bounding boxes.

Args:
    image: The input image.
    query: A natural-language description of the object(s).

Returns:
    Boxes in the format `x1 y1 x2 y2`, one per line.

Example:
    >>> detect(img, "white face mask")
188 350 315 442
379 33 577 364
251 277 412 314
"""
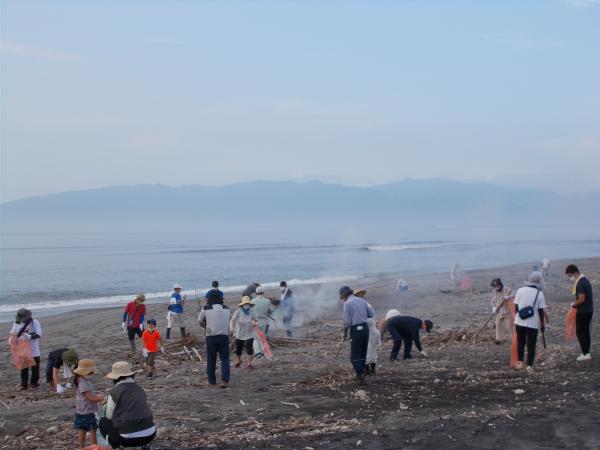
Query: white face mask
281 287 286 293
569 275 577 282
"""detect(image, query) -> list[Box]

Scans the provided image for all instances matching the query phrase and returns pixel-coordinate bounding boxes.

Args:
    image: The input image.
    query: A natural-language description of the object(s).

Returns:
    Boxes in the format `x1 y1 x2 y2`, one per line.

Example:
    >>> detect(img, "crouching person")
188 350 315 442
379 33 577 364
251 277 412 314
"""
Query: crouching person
99 361 156 449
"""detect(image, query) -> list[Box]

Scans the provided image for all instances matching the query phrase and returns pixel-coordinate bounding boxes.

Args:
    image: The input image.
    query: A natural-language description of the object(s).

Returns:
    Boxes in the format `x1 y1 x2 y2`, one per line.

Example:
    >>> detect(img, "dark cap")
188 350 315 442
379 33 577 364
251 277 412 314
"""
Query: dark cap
424 320 434 333
280 281 287 287
339 286 353 299
147 319 157 326
15 308 32 323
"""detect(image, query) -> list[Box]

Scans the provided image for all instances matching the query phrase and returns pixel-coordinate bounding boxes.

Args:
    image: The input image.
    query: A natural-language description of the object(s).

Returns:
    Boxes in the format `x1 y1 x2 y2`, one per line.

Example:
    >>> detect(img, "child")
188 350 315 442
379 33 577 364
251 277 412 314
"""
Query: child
142 319 164 377
73 359 105 450
365 317 381 375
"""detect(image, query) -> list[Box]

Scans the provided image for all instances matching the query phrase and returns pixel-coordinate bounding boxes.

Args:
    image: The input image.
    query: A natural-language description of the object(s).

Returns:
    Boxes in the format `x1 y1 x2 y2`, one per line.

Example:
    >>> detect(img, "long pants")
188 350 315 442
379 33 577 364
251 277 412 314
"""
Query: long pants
516 325 538 367
99 417 155 449
495 315 509 341
576 312 593 355
127 327 142 350
21 356 40 388
206 335 230 385
283 314 293 337
389 327 413 360
349 324 369 375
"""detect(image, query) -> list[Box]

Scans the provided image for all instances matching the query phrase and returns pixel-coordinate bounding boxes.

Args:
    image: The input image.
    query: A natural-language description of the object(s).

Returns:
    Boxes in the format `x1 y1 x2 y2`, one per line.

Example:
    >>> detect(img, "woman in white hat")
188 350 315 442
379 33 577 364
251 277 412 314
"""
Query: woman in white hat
99 361 156 449
230 296 258 369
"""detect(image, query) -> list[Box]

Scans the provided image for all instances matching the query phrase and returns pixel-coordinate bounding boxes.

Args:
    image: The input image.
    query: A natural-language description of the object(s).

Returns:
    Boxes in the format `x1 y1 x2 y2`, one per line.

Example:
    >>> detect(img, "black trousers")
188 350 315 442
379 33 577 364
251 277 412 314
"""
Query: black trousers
576 313 593 355
99 417 155 449
21 356 40 388
516 325 538 367
349 323 369 375
388 327 413 360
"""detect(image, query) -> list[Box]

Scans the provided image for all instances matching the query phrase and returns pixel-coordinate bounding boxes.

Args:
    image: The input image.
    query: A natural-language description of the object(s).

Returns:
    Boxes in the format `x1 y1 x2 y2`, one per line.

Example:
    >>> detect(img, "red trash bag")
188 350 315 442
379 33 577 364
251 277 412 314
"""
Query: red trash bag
565 308 577 343
461 274 472 290
507 299 518 368
253 326 273 360
9 336 35 370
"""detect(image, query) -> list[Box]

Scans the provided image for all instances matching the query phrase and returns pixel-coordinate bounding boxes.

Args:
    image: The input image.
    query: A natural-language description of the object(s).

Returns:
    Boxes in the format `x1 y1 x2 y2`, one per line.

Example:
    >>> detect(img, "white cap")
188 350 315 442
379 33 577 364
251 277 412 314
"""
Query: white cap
173 284 182 290
385 309 400 320
255 286 265 294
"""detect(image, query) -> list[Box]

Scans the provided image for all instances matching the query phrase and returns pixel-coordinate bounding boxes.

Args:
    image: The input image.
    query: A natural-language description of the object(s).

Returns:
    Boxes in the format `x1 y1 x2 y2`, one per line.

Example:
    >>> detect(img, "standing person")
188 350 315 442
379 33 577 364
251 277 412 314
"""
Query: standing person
280 281 295 337
339 286 374 385
565 264 594 361
252 286 274 356
73 359 105 450
542 258 551 278
8 309 42 390
230 296 257 369
122 294 146 352
99 361 156 449
353 288 381 375
451 262 462 287
198 292 231 388
205 281 224 303
46 348 79 390
167 284 186 339
514 272 548 371
242 282 261 299
142 319 165 377
490 278 514 345
385 313 433 361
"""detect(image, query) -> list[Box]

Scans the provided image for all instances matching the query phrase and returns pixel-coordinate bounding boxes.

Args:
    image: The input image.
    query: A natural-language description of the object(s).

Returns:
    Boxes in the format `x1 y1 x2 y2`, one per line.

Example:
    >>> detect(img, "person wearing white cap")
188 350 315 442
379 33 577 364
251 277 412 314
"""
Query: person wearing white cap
513 271 549 370
166 284 186 339
252 286 275 357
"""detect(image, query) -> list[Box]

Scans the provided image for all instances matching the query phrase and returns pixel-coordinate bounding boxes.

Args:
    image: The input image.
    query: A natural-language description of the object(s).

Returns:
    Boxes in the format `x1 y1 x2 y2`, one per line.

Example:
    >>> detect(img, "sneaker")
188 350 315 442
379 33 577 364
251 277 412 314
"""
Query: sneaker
516 362 523 370
495 340 502 345
577 354 592 362
526 366 534 372
19 385 27 391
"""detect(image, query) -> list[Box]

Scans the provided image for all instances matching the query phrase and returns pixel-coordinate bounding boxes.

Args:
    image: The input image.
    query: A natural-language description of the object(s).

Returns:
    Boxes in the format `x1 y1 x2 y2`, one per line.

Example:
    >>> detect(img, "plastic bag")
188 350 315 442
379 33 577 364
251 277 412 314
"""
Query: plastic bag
9 336 35 370
507 299 518 368
253 326 273 360
565 307 577 343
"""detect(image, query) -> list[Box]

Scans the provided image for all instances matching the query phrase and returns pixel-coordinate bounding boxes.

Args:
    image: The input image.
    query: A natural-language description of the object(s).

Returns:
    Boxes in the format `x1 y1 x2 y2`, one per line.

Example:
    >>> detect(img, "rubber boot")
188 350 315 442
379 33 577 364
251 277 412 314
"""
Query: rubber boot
166 328 171 339
370 363 376 375
365 365 371 376
180 327 186 338
357 372 366 386
129 339 135 352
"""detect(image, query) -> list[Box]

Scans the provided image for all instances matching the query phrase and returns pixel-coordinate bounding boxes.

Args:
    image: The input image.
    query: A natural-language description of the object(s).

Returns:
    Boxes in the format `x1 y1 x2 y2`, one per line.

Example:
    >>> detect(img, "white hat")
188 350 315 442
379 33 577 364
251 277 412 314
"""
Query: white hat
385 309 400 320
255 286 265 295
173 284 182 290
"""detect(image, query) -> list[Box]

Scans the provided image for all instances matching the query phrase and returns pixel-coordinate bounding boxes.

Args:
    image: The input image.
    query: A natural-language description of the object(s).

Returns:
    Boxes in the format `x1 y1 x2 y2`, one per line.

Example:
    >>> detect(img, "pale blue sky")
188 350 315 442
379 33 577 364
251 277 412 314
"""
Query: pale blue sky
1 0 599 201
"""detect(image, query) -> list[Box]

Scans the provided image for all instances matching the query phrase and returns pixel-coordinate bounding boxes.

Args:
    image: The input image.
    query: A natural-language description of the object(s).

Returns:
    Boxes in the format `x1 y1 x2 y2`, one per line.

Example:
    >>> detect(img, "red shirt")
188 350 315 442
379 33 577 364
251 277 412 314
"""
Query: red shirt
124 301 146 328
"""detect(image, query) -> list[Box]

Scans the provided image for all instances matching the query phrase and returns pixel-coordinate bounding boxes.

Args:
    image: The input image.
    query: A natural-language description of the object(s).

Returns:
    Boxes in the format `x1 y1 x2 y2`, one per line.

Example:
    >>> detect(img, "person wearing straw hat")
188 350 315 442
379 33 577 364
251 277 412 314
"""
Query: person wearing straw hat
230 296 258 369
122 294 146 352
514 271 549 371
384 312 433 361
166 284 186 340
99 361 156 449
8 308 42 390
73 359 105 449
46 348 78 391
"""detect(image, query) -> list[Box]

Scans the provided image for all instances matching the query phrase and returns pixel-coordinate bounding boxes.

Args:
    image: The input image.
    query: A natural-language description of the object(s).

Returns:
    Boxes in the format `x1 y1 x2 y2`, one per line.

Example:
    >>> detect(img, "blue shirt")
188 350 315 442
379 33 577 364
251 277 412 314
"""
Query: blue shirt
170 292 184 314
343 295 374 327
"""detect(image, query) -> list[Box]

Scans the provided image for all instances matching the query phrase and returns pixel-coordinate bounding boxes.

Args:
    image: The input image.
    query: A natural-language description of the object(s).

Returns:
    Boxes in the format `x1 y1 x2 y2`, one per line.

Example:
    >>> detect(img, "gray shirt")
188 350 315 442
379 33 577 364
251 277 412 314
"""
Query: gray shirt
343 295 374 327
198 303 230 336
76 378 98 415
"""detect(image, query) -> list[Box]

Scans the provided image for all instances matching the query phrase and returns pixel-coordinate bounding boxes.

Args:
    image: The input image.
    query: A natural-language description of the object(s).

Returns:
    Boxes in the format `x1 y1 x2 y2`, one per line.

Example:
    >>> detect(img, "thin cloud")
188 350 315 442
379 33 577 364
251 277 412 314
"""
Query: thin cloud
1 40 81 62
562 0 600 7
147 37 184 45
481 33 566 50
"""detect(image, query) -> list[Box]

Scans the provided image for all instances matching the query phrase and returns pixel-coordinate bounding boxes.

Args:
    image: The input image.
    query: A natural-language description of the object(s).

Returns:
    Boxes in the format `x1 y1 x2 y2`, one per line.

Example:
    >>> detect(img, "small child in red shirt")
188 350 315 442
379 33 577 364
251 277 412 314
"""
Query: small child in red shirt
142 319 164 377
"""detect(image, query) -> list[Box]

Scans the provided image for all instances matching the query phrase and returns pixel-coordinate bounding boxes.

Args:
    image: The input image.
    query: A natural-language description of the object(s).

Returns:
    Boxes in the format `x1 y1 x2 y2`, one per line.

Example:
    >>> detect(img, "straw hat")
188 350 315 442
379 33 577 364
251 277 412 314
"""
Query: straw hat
238 296 254 307
354 288 367 296
62 349 79 366
74 359 97 376
135 294 146 302
106 361 135 379
385 309 400 321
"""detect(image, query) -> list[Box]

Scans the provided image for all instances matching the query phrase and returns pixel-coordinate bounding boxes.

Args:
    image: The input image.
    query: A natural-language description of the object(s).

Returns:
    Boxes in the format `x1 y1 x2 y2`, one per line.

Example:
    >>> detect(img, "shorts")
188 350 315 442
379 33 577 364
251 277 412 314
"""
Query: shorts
146 351 157 368
74 413 98 431
235 338 254 356
168 312 184 328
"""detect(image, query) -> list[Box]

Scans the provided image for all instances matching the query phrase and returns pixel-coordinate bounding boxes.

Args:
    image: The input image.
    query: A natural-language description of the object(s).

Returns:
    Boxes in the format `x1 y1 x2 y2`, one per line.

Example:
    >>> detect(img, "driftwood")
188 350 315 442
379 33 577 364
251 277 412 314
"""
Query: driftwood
182 346 195 362
191 347 203 362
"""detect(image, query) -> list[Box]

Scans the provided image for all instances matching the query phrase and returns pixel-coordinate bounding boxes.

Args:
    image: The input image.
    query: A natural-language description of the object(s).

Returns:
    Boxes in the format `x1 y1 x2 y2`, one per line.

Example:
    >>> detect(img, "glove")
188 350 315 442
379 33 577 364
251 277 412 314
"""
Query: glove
420 350 428 357
492 307 497 314
22 333 32 341
139 323 144 331
160 346 165 353
121 322 126 331
142 348 149 358
570 302 577 309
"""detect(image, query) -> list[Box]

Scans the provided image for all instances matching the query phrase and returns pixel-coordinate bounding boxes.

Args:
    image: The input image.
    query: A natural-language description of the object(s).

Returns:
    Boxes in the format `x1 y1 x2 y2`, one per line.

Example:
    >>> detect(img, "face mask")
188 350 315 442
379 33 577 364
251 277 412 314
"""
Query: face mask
242 305 250 310
569 275 576 282
281 287 286 293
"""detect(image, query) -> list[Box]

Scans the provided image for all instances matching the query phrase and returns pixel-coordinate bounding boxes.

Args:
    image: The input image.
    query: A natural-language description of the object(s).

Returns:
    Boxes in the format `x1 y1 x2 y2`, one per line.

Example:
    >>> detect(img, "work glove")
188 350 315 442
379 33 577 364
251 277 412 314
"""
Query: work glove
121 322 127 332
143 348 149 358
492 307 497 314
139 323 144 331
420 350 428 357
22 333 32 341
160 346 165 353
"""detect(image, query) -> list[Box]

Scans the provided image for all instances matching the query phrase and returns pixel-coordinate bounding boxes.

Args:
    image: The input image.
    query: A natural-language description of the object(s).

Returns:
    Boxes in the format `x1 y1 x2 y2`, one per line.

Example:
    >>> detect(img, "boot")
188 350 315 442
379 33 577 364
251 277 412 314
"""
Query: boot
166 328 171 339
370 363 376 375
129 340 135 352
356 372 366 386
180 327 186 338
365 365 371 376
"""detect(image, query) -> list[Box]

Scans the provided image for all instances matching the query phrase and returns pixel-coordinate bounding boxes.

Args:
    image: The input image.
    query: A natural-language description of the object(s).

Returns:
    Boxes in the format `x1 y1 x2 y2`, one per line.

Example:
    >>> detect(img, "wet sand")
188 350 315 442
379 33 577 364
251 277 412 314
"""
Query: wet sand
1 257 599 449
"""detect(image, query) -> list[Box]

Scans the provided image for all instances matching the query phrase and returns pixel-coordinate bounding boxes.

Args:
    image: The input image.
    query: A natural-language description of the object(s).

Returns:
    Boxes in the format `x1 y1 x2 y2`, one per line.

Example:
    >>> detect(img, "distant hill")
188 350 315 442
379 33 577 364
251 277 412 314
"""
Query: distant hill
1 180 599 240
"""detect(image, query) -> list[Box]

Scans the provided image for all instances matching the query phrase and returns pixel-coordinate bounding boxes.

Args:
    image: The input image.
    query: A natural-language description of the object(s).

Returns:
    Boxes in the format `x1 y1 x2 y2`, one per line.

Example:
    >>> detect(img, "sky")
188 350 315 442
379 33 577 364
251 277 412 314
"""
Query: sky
1 0 599 202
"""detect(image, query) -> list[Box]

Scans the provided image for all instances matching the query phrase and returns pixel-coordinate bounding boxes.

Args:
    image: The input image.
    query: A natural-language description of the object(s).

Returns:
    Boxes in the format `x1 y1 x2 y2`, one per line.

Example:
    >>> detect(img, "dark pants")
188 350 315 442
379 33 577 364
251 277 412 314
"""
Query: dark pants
283 314 293 337
349 323 369 375
516 325 538 367
21 356 40 388
45 359 55 384
235 338 254 356
127 327 142 350
576 312 593 355
389 327 413 360
206 335 230 384
99 417 155 449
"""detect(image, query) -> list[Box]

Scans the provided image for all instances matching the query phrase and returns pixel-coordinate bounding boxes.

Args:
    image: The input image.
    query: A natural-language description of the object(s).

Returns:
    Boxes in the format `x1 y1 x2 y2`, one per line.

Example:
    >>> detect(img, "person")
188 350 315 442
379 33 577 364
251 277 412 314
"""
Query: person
8 308 42 390
490 278 514 345
205 280 224 303
514 272 548 371
242 282 261 299
230 296 257 369
542 258 551 278
395 279 409 292
353 289 381 375
385 313 433 361
566 264 594 361
46 348 79 390
451 262 462 287
73 359 105 450
198 290 231 388
252 286 275 356
99 361 156 449
280 281 295 337
340 286 374 385
142 319 165 377
167 284 186 339
122 294 146 351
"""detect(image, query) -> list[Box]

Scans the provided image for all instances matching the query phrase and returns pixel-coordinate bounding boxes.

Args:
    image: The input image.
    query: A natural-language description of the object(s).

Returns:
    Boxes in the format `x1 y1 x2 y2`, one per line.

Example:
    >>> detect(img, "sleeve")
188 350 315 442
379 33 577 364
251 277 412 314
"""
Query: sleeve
504 288 514 299
34 320 42 337
122 306 128 322
366 303 375 318
141 331 147 342
412 329 423 352
230 310 238 332
198 309 205 323
343 302 351 327
9 323 18 335
106 394 116 419
79 380 91 394
538 292 547 309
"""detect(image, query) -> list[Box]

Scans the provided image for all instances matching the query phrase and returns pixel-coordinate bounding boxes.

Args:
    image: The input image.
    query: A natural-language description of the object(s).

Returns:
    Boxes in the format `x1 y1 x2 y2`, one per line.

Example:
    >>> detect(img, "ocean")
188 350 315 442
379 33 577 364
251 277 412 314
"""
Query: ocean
1 233 599 322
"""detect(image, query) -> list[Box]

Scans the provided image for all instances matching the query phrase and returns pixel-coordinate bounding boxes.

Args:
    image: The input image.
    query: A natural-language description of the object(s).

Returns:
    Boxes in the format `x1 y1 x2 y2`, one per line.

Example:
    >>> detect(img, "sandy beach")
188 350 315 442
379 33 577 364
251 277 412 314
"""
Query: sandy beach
0 256 598 449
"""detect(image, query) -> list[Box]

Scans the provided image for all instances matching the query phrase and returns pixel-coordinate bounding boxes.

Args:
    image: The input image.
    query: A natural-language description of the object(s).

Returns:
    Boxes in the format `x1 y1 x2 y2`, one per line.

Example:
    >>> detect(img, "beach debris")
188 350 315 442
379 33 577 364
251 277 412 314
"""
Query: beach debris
281 401 300 409
191 347 203 362
240 400 246 406
514 389 525 395
353 390 368 401
182 346 195 362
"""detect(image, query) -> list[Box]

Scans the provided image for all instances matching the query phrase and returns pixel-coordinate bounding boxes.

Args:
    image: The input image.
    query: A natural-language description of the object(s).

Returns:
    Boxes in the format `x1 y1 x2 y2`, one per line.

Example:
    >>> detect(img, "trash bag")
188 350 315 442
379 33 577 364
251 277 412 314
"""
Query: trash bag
84 445 111 450
507 299 518 368
461 274 472 290
253 326 272 360
565 307 577 343
9 336 35 370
